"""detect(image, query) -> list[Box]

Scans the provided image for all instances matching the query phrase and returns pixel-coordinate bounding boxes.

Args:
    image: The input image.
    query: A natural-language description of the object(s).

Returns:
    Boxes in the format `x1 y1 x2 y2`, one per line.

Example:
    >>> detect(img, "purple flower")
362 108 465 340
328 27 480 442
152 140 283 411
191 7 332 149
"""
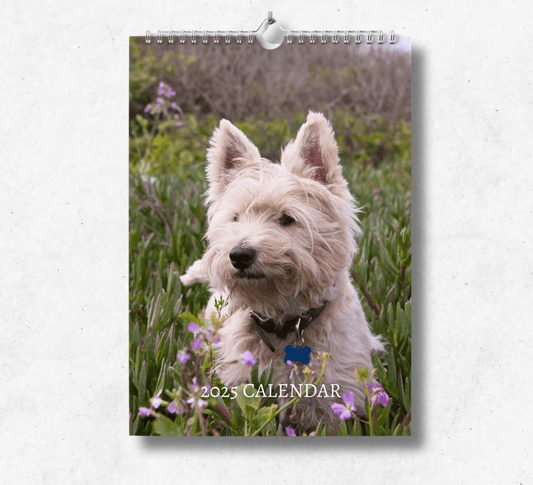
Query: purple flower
191 338 201 350
241 351 256 366
188 322 201 333
152 389 163 409
138 406 152 417
177 349 191 364
157 82 166 96
166 87 176 97
286 360 298 379
368 383 389 406
331 392 356 420
144 104 152 113
187 396 208 409
213 337 220 345
176 121 183 127
189 377 199 392
167 400 183 415
171 102 178 110
286 427 296 436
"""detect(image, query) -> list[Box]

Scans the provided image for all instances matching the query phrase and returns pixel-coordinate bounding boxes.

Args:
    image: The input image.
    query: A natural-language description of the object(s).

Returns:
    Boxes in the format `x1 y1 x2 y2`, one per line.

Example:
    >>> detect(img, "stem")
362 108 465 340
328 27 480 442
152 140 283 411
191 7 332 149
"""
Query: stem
251 364 327 437
365 380 374 437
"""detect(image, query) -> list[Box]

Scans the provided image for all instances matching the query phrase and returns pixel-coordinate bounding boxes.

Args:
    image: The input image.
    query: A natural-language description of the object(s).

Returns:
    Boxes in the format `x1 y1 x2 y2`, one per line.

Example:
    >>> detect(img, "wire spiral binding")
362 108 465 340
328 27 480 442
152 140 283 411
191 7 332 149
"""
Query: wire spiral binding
145 13 396 46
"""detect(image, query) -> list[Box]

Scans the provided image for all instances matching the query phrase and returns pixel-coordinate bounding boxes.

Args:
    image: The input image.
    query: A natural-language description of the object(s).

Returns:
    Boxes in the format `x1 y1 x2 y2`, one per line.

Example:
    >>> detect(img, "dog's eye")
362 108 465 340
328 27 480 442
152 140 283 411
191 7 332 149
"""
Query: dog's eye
233 214 239 222
277 213 295 227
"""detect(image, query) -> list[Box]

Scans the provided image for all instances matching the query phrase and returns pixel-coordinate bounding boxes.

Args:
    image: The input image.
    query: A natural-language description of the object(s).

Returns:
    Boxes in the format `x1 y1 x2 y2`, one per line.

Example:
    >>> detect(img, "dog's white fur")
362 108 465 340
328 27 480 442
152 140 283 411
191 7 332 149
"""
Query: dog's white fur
181 112 383 432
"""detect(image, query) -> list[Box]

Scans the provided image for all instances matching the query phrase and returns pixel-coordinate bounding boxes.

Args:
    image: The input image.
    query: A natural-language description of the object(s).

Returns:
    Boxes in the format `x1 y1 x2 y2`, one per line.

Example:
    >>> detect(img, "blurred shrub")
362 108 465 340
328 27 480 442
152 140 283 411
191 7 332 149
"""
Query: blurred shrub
130 38 411 127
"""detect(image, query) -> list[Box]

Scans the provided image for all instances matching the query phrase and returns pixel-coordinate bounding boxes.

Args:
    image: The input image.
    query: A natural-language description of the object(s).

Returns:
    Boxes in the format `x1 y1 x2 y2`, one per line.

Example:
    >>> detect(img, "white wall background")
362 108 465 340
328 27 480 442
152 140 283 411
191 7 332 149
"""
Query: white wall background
1 1 532 483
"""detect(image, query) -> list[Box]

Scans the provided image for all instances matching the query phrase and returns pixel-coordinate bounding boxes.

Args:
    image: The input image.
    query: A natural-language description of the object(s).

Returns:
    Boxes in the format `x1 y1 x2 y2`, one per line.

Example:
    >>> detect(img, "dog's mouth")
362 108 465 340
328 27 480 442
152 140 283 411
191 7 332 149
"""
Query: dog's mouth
233 270 266 280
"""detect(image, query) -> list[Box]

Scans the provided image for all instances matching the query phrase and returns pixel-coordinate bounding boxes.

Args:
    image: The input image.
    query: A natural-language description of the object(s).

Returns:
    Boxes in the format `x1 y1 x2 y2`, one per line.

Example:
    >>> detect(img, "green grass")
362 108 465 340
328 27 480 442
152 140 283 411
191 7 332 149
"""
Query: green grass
129 110 411 436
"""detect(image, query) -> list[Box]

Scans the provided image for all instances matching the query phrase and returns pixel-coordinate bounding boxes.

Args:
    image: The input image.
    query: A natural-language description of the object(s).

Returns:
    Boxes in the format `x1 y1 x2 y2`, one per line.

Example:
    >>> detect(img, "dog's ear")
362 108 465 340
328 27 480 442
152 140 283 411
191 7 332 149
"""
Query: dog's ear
207 119 261 200
281 112 345 189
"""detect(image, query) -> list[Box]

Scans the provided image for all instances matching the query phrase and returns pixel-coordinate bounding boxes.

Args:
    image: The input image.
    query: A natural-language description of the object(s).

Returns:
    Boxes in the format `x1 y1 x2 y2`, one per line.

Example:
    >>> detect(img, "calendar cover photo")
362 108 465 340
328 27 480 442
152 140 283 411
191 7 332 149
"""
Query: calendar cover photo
129 35 411 436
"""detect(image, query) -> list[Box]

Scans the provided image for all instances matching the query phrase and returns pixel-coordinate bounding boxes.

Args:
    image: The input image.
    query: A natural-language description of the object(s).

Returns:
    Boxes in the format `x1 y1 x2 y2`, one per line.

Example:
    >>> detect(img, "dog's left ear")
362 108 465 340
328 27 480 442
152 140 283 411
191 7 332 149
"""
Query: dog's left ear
281 112 345 190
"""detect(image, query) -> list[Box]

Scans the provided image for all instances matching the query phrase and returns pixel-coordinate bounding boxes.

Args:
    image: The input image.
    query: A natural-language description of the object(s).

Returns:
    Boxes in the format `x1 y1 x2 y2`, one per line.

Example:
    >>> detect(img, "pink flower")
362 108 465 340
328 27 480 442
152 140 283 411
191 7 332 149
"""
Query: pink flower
187 396 208 409
189 377 199 392
241 351 256 366
368 382 389 406
167 400 183 415
286 360 298 379
139 389 164 416
286 427 296 436
138 407 151 417
188 322 201 333
331 392 356 420
152 389 163 409
191 338 201 350
177 349 191 364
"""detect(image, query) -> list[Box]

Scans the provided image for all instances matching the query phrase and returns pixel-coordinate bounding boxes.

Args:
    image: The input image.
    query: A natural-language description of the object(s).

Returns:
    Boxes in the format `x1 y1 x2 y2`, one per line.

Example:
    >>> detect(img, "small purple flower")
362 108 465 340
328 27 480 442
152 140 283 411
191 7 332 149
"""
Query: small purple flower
171 102 178 110
241 351 256 366
155 96 164 105
177 349 191 364
166 87 176 97
191 337 201 350
368 383 389 406
151 389 163 409
167 400 183 415
189 377 199 392
138 406 152 417
144 104 152 113
286 360 298 379
188 322 201 333
286 427 296 436
331 392 356 420
213 337 220 345
157 82 166 96
187 396 208 409
176 121 183 127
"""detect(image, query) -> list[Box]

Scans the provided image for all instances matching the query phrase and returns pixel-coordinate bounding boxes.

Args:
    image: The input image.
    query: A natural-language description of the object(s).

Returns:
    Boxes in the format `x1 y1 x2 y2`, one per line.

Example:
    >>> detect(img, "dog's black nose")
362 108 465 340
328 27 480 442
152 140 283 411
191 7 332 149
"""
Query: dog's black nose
229 246 256 270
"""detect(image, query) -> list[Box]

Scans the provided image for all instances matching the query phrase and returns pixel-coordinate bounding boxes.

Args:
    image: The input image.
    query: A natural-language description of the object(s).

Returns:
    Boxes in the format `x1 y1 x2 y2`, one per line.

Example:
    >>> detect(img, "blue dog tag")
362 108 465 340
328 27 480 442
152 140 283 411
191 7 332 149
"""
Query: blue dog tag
284 344 312 365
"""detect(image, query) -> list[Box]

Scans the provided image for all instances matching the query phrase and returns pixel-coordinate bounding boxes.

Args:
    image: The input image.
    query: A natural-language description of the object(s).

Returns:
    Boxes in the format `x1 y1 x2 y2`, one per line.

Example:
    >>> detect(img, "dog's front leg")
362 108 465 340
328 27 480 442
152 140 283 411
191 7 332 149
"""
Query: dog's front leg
216 310 261 386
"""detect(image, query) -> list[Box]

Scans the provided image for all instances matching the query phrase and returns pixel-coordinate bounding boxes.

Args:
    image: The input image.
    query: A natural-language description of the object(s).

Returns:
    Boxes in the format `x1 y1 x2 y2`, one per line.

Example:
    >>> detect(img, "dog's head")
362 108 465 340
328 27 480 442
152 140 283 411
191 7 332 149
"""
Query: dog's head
203 112 360 315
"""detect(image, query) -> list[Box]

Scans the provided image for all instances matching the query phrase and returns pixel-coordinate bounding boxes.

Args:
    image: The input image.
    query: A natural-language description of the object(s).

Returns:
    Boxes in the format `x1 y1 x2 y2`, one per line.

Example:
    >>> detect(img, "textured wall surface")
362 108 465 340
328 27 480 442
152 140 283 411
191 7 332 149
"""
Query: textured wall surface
1 1 532 483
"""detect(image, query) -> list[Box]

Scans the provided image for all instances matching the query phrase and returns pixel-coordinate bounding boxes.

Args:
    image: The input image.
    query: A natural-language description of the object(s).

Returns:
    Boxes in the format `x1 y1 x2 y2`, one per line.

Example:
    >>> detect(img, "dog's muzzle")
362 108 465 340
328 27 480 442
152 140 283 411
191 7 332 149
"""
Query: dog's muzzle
229 246 256 270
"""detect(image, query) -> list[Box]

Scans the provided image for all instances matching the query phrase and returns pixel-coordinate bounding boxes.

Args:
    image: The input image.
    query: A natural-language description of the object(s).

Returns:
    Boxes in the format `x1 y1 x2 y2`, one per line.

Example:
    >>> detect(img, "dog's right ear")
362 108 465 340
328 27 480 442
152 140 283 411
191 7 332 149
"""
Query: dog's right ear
206 120 261 201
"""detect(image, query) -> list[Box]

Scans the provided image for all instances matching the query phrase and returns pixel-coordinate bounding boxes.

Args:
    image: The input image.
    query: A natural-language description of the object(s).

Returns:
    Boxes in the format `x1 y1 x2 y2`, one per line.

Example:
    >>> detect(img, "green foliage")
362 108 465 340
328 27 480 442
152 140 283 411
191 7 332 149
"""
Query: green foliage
129 38 411 125
129 109 411 435
129 41 411 436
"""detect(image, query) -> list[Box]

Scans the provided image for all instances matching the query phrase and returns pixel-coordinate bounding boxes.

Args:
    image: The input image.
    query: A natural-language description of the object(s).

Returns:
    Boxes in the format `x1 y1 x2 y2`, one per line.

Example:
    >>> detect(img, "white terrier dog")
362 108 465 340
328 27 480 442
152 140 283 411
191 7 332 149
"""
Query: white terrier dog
181 112 383 433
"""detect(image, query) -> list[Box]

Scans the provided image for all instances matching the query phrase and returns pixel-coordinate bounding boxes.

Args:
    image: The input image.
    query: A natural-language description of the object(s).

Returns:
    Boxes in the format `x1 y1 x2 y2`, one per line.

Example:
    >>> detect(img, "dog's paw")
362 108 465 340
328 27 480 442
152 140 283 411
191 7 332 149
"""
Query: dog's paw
180 259 209 285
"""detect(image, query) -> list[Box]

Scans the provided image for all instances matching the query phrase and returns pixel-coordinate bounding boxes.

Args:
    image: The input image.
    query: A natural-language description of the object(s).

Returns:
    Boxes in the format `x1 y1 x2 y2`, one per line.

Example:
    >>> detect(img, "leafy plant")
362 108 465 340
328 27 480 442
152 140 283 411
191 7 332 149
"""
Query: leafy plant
129 45 411 435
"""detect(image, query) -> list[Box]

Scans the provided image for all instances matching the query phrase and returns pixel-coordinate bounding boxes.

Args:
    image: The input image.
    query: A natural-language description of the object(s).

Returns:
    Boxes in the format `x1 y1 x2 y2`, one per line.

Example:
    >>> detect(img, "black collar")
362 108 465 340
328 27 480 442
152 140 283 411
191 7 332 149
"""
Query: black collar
249 303 327 352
